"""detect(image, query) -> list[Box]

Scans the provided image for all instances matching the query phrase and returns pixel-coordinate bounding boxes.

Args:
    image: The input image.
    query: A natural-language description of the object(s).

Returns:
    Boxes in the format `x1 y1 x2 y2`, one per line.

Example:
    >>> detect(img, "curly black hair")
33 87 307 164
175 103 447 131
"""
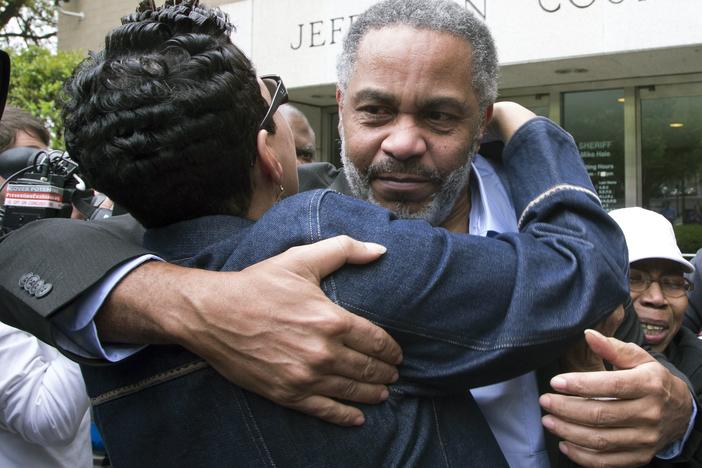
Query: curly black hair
63 1 270 227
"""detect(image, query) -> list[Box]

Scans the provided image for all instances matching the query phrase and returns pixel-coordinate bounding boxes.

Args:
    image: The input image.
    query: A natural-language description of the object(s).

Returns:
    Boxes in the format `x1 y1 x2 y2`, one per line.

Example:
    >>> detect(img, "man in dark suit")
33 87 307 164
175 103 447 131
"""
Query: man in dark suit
0 1 700 466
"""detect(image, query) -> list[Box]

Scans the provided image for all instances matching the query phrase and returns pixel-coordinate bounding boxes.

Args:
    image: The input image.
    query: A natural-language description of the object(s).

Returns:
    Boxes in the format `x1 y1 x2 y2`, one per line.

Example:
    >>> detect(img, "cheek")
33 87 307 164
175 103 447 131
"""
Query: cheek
344 131 377 170
670 300 687 329
430 140 473 172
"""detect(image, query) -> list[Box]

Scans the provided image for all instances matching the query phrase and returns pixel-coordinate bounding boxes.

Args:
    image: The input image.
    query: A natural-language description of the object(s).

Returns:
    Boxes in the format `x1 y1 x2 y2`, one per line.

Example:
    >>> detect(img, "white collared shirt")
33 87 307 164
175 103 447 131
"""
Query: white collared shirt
468 155 550 468
0 321 92 468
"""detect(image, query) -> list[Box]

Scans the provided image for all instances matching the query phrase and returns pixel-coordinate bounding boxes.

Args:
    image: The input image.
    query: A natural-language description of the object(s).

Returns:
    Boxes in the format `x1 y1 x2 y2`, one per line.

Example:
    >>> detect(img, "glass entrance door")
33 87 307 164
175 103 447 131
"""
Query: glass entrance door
562 89 626 211
640 83 702 253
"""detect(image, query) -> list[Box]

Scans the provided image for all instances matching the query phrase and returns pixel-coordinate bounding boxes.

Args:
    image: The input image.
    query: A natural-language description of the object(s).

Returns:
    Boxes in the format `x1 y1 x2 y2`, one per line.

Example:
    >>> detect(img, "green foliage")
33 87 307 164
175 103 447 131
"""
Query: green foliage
673 224 702 256
6 45 82 149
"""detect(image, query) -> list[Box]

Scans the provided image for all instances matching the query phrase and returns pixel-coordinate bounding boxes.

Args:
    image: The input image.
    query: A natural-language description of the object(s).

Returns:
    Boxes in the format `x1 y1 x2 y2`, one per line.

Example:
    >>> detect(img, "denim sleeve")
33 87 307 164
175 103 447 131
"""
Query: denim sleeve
227 118 630 393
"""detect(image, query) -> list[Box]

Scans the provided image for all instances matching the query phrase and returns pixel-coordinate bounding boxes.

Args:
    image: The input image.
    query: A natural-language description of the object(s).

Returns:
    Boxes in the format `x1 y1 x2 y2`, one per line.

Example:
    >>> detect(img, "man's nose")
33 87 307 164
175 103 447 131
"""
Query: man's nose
380 116 427 161
640 281 668 306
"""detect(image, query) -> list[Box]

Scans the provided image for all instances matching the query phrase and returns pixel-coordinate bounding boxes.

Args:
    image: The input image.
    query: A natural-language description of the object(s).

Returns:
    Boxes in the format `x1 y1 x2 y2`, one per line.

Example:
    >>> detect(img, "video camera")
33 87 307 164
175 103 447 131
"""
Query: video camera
0 146 90 234
0 50 111 235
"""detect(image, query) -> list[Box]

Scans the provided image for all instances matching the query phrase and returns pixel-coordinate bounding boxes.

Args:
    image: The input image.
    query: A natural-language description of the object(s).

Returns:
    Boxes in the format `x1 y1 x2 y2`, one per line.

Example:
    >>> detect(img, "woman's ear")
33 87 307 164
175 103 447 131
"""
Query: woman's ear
255 128 283 185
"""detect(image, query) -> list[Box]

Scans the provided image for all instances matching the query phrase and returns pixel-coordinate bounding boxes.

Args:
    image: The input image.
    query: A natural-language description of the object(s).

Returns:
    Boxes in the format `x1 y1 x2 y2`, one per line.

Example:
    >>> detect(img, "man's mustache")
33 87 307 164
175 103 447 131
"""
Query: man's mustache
364 159 443 184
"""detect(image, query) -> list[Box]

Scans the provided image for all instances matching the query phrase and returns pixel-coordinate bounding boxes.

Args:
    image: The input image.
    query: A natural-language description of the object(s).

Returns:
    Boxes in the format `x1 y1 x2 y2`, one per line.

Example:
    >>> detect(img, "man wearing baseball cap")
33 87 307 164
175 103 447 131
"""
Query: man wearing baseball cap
610 207 702 465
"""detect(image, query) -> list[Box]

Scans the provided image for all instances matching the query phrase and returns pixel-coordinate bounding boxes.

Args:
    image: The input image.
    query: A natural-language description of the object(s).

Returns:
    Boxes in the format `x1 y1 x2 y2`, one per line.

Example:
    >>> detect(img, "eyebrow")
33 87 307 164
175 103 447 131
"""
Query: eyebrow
420 96 471 116
352 88 398 106
352 88 470 114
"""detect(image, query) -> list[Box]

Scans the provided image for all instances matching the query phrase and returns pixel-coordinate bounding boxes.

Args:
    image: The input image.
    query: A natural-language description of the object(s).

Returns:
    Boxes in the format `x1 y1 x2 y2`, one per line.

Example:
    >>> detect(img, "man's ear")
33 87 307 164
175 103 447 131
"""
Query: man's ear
336 87 345 133
255 129 283 185
484 104 494 126
478 104 495 139
336 86 344 112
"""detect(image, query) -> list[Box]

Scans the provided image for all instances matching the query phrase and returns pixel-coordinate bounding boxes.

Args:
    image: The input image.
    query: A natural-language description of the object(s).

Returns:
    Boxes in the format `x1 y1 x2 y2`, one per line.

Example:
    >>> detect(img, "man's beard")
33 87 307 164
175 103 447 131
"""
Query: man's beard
340 133 479 227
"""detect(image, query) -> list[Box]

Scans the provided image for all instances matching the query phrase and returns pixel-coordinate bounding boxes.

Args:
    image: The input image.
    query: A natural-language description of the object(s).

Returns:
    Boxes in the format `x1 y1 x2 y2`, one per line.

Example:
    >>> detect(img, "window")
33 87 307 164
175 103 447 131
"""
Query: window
563 89 625 210
641 83 702 253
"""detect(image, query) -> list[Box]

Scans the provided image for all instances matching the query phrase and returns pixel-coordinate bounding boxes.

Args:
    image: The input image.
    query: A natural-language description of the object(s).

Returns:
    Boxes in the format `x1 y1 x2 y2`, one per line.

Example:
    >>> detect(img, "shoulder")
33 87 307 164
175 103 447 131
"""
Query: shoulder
277 189 382 216
673 327 702 355
298 162 343 192
668 327 702 386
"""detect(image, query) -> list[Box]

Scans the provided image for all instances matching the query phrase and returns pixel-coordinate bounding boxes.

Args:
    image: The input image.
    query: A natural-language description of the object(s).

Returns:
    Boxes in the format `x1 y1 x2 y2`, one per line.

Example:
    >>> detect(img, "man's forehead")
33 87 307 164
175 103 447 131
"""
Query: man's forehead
14 129 47 149
632 258 686 275
345 25 475 98
354 24 473 63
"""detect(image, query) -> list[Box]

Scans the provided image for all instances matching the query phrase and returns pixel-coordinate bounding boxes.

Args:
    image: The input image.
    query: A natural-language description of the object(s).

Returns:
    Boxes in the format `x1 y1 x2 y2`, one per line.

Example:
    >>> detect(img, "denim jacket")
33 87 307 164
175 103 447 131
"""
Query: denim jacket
81 118 629 467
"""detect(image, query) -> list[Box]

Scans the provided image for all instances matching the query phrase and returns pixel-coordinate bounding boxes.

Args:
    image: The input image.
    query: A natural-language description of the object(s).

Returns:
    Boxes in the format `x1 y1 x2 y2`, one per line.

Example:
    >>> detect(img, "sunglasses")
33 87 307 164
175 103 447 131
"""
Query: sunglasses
259 75 289 130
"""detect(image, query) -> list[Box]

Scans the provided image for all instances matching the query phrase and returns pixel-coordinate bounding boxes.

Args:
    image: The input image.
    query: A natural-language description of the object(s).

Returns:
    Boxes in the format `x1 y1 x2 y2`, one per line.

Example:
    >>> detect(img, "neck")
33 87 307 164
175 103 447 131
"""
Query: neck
440 187 470 233
245 191 275 221
246 168 278 220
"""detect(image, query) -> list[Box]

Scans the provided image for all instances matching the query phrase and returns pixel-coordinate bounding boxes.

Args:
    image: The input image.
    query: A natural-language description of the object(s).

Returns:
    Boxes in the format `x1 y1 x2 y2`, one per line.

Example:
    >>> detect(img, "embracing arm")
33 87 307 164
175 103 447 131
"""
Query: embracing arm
0 215 402 426
224 114 630 392
0 214 146 349
96 238 403 426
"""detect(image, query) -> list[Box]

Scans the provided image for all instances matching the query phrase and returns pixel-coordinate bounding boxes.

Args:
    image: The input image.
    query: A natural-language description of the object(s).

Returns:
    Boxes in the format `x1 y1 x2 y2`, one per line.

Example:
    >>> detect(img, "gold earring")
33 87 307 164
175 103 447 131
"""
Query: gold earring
275 185 284 202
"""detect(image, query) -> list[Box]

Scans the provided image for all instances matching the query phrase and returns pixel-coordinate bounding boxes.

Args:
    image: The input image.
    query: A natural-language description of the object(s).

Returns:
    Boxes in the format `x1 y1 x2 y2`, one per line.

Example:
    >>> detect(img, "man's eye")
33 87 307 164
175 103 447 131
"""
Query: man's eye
356 105 393 123
359 105 390 116
628 272 646 284
425 111 455 122
661 278 686 290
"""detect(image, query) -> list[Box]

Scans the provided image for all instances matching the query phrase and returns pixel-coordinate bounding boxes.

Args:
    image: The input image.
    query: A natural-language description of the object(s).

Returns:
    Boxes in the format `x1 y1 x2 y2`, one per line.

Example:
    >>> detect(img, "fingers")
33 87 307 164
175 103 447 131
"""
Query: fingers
548 365 663 400
329 345 399 385
542 413 653 451
341 311 403 366
308 375 390 405
285 235 387 280
558 441 656 468
541 395 662 467
540 393 660 428
289 395 367 427
549 331 657 399
583 329 655 370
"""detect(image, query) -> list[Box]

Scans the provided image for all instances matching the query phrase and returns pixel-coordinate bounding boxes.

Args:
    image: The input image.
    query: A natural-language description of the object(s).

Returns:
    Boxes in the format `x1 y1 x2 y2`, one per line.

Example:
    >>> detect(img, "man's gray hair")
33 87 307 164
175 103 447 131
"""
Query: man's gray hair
337 0 499 111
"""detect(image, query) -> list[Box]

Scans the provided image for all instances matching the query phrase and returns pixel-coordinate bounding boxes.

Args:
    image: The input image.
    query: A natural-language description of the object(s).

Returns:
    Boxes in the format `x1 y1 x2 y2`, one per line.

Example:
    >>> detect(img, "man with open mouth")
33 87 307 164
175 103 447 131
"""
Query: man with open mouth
610 206 702 465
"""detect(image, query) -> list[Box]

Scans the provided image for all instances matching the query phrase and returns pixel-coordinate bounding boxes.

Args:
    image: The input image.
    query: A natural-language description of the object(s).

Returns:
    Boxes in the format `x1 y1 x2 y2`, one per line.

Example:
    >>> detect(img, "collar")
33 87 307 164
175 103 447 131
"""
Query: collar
143 215 253 261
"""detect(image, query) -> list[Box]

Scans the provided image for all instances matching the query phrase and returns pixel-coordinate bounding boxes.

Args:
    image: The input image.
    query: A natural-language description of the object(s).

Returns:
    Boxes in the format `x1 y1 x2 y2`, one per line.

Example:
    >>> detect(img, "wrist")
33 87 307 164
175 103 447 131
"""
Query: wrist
666 374 694 446
97 261 205 346
157 265 217 349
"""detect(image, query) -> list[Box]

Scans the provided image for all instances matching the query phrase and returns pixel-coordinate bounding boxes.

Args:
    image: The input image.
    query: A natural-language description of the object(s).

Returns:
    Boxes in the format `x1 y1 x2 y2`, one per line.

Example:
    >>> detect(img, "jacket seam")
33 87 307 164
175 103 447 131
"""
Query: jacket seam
238 392 277 467
338 297 624 350
517 184 600 230
432 398 451 468
90 360 208 405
